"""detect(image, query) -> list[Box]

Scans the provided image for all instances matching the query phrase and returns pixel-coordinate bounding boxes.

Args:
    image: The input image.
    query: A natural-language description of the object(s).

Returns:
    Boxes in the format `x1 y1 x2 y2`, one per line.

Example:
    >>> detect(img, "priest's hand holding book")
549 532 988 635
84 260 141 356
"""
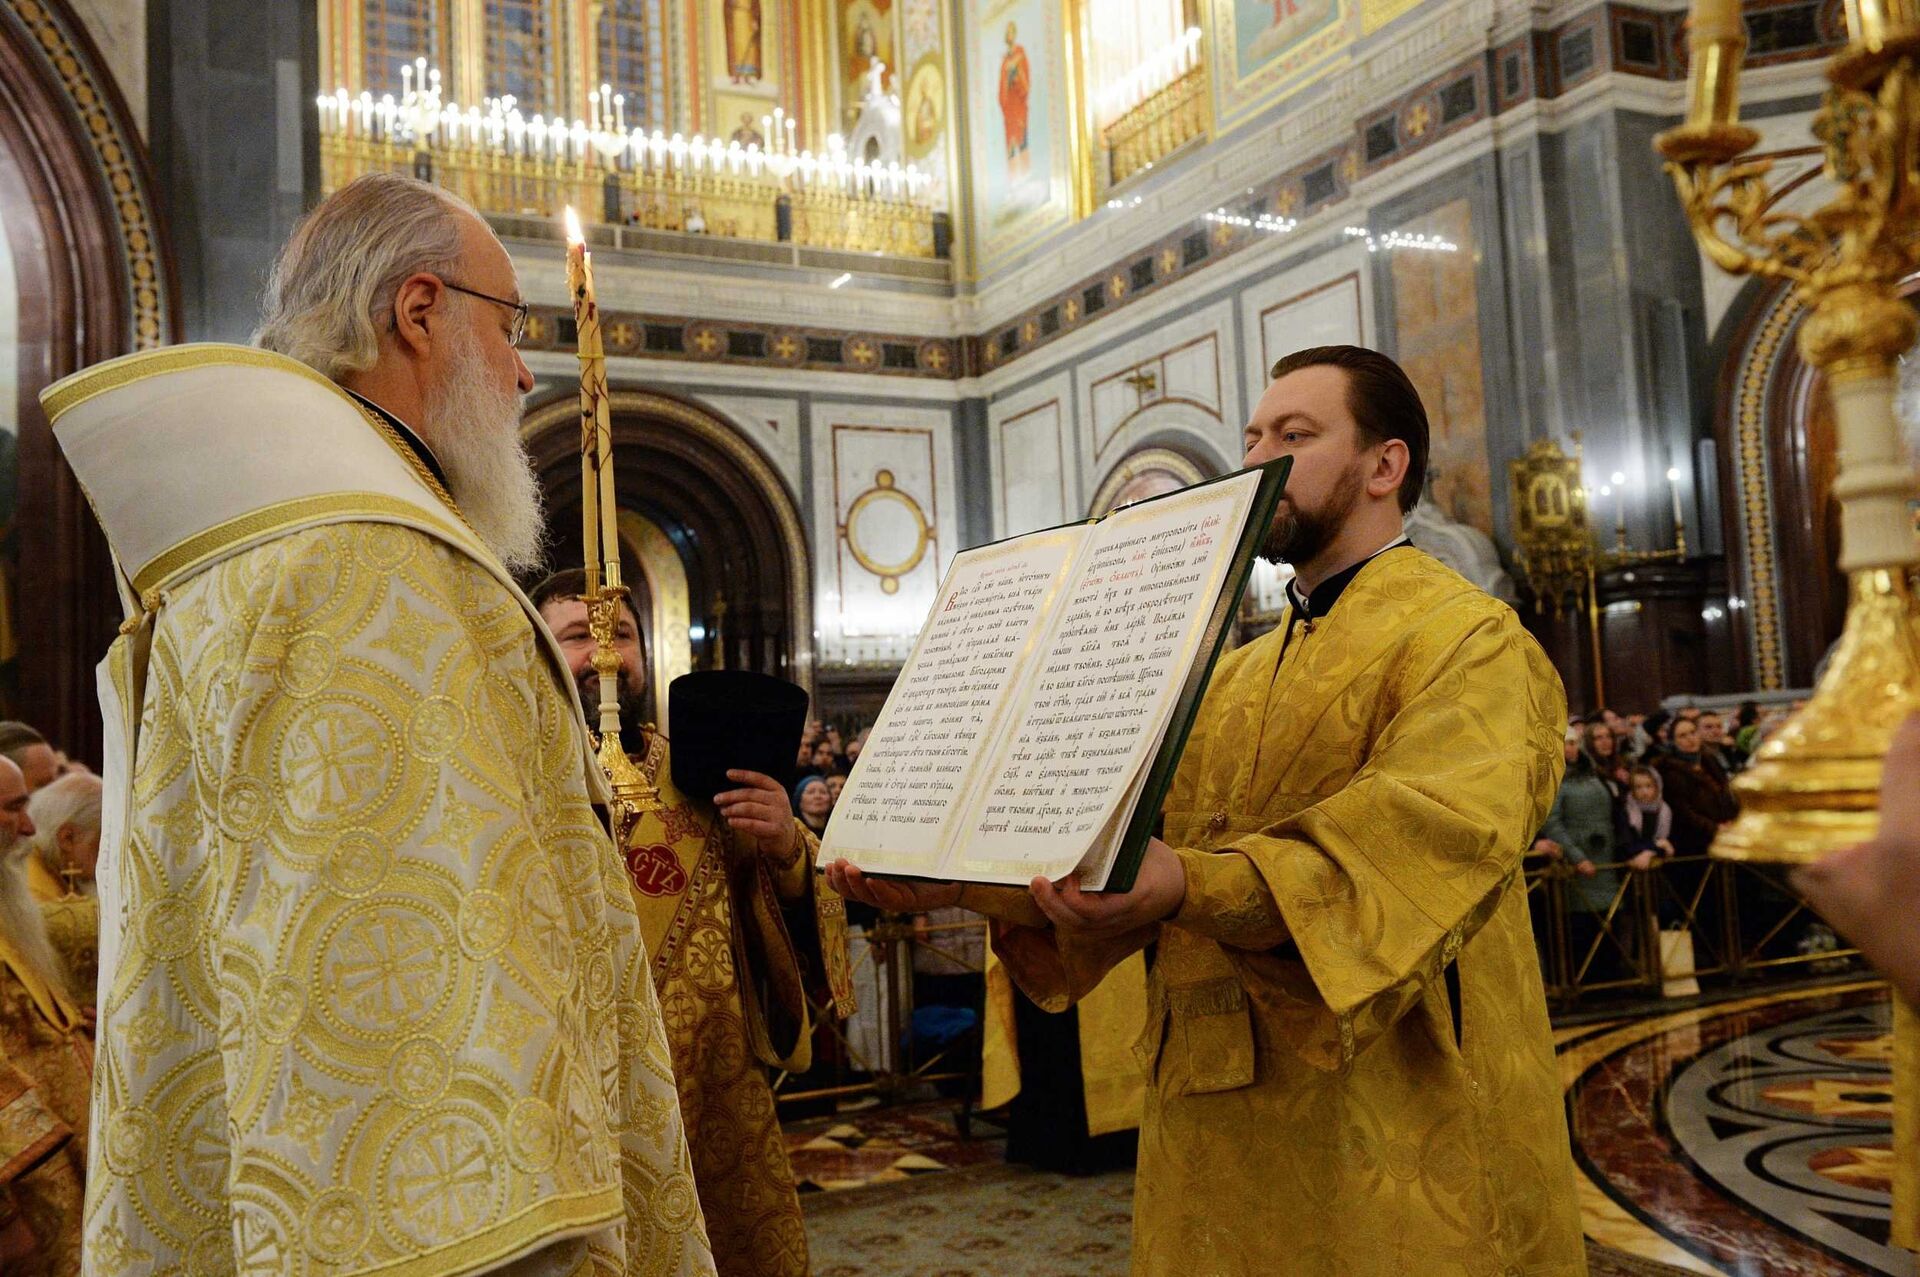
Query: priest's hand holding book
825 834 1187 937
819 460 1291 909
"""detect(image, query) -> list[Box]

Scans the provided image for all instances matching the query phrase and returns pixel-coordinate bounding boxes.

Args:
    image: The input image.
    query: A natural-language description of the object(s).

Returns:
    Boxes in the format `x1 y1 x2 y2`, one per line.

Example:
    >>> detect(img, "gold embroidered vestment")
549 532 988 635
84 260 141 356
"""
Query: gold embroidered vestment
997 549 1588 1277
45 345 715 1277
618 735 853 1277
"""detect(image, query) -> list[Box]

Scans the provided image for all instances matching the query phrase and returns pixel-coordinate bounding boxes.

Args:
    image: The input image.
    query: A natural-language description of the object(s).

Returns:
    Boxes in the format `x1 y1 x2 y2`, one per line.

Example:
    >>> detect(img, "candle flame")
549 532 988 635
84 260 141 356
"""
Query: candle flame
564 205 584 246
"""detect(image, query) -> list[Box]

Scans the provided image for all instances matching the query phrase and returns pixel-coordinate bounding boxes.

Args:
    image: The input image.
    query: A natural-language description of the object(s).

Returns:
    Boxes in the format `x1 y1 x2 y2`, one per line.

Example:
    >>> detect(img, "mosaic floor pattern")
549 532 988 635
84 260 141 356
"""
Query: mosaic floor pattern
1564 979 1911 1276
797 980 1914 1275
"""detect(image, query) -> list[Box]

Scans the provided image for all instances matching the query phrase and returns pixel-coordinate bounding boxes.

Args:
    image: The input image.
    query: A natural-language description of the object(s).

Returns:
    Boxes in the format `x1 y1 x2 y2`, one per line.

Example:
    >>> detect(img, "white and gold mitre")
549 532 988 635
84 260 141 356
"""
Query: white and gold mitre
41 342 487 602
40 342 609 798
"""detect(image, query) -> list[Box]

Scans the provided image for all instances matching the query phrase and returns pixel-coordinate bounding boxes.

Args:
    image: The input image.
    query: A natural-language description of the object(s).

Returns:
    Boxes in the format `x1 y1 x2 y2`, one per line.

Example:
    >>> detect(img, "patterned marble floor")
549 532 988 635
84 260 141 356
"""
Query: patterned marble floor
795 980 1915 1275
1562 979 1912 1276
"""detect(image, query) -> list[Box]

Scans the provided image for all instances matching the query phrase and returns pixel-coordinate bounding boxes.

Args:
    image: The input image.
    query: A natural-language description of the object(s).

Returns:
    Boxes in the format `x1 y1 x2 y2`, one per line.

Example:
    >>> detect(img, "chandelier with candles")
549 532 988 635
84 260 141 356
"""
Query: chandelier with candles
317 58 933 202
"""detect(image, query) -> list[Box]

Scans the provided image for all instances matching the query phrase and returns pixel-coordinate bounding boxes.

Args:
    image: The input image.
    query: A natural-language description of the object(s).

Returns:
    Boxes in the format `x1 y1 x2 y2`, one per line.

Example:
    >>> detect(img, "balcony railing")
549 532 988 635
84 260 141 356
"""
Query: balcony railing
770 854 1862 1119
1100 43 1208 188
317 82 941 259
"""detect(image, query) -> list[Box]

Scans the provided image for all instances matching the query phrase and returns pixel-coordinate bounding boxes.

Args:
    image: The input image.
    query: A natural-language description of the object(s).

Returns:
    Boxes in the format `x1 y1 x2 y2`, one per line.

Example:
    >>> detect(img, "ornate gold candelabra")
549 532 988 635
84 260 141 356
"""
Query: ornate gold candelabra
1656 0 1920 863
564 207 661 841
317 72 936 258
1656 0 1920 1247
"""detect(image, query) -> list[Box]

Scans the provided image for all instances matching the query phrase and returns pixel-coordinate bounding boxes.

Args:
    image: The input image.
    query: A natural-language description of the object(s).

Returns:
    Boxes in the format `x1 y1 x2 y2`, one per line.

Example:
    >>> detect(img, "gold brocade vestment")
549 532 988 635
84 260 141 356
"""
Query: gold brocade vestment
44 345 715 1277
997 549 1587 1277
0 944 90 1277
617 734 853 1277
0 1044 86 1276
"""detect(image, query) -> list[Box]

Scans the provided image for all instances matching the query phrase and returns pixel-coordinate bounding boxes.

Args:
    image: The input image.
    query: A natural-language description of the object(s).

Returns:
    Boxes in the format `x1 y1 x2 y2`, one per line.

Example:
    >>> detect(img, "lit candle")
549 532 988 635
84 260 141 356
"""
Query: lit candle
1666 463 1686 543
1610 470 1628 547
564 206 620 591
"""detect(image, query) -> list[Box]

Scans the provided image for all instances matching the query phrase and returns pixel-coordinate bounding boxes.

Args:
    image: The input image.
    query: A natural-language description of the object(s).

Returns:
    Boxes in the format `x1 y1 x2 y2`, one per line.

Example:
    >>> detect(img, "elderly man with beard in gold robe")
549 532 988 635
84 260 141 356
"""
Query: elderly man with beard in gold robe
531 570 852 1277
833 346 1586 1276
43 173 713 1277
0 756 88 1275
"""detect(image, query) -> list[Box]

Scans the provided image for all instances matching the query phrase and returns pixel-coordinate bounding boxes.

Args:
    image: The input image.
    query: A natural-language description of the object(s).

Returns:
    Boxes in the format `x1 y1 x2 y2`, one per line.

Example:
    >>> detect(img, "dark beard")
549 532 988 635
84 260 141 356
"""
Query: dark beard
576 673 650 737
1257 462 1366 567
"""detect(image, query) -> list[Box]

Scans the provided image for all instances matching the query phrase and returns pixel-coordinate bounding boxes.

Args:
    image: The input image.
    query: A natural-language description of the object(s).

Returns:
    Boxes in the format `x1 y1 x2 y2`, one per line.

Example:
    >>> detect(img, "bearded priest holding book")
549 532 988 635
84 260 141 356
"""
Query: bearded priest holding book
530 571 854 1277
44 174 713 1277
831 345 1587 1276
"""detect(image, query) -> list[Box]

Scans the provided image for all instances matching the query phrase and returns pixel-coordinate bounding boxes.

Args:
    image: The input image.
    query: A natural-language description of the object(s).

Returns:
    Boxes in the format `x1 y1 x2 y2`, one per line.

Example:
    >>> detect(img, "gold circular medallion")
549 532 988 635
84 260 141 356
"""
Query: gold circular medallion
456 889 513 959
303 1186 370 1258
843 468 931 595
506 1096 561 1172
104 1106 163 1174
387 1036 452 1108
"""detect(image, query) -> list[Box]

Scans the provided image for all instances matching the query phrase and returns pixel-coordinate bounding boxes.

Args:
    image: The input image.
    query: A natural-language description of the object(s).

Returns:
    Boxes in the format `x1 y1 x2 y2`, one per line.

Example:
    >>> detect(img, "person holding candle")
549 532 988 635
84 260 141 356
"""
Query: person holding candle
530 570 854 1277
41 173 715 1277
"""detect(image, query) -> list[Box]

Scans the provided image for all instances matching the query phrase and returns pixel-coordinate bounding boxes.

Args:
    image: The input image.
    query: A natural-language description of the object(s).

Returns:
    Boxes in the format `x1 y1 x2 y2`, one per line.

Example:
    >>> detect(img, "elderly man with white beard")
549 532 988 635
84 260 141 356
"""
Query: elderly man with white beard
25 774 102 1019
0 755 89 1275
41 174 713 1277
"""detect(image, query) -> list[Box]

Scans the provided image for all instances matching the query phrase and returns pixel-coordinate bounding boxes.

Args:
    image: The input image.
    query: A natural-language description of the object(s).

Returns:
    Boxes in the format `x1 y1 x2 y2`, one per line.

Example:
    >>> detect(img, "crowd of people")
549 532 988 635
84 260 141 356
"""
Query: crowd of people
0 721 103 1268
791 717 868 838
1533 700 1807 988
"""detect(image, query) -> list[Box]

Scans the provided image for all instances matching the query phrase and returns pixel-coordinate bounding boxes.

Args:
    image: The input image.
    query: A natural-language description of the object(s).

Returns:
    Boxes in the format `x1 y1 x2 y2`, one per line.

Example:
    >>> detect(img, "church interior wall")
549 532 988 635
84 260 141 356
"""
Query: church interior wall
3 0 1872 740
147 0 316 343
809 399 960 667
63 0 145 136
984 367 1073 537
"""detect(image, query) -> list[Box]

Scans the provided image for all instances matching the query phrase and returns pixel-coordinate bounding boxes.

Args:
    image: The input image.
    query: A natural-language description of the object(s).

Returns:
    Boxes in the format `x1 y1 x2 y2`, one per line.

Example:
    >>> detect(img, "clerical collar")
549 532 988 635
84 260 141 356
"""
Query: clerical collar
1285 534 1412 625
344 389 450 491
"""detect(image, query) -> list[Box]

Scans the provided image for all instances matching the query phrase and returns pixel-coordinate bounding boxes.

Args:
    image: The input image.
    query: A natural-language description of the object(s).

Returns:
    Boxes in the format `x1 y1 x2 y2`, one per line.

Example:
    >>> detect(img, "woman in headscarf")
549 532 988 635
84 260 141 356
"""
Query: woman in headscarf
1538 725 1630 985
1583 719 1632 798
793 773 834 838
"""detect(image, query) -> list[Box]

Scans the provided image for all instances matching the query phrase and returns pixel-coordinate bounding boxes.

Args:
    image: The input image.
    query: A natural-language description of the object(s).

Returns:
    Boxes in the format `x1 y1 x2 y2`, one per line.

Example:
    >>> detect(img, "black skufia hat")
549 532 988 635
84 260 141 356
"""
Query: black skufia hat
667 670 810 803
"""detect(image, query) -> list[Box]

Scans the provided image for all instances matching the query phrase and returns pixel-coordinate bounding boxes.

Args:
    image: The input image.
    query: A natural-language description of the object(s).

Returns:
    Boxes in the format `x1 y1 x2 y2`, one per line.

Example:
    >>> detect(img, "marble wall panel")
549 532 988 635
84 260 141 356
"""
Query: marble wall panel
987 370 1073 538
811 402 958 662
1389 197 1493 534
1238 248 1371 403
689 391 803 493
1075 298 1238 474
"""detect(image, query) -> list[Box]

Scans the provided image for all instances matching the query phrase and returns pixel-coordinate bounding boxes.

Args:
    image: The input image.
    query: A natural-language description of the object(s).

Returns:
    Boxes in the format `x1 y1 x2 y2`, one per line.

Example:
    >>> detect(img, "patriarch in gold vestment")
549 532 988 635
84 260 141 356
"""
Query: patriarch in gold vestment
45 174 713 1276
534 573 854 1277
833 346 1586 1276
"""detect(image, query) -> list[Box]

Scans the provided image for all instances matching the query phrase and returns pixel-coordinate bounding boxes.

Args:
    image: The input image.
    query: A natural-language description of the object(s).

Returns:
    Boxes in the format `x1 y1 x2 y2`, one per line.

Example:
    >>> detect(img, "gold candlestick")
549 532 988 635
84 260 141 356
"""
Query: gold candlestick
1657 0 1920 1249
564 206 660 831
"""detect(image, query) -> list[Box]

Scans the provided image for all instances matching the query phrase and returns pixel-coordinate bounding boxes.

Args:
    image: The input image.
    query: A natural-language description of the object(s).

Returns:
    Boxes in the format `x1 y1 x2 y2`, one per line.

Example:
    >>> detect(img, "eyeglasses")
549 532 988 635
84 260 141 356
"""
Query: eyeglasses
440 279 530 346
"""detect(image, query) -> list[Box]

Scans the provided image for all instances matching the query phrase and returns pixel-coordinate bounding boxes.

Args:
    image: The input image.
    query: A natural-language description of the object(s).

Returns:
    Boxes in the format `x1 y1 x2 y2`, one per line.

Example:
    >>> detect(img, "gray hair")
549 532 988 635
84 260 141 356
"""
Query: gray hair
27 773 100 884
0 837 72 1004
255 173 476 379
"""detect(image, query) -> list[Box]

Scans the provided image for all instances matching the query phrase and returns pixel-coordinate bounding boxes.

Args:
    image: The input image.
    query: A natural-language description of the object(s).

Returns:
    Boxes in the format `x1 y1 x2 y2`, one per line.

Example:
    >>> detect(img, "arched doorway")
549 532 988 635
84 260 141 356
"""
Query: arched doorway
521 390 814 701
1087 442 1214 517
0 0 176 760
1711 277 1917 688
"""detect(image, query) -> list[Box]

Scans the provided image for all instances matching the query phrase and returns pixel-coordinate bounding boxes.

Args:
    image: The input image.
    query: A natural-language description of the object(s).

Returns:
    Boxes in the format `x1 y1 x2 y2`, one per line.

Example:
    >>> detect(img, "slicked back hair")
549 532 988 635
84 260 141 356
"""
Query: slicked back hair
1268 344 1429 514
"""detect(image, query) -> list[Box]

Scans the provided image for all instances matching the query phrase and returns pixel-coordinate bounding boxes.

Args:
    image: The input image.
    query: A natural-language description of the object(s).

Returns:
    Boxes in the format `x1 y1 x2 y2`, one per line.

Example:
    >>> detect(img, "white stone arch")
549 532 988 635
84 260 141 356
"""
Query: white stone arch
1092 398 1237 485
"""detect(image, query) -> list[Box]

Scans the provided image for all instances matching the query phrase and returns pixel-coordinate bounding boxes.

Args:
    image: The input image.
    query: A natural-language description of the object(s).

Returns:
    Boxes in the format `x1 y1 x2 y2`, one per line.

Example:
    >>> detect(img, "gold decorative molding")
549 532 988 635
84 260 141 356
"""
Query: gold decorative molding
617 508 693 734
1088 444 1207 517
8 0 171 350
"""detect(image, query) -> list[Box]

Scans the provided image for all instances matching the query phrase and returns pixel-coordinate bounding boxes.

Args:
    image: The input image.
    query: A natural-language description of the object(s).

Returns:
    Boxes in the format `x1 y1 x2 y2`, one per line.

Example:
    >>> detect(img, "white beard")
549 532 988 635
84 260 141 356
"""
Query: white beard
426 333 548 574
0 836 72 1001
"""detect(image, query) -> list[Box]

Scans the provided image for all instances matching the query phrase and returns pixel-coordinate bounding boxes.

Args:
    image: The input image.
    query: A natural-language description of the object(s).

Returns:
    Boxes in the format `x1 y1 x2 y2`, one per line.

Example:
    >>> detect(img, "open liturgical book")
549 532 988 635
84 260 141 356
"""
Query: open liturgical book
822 458 1290 893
